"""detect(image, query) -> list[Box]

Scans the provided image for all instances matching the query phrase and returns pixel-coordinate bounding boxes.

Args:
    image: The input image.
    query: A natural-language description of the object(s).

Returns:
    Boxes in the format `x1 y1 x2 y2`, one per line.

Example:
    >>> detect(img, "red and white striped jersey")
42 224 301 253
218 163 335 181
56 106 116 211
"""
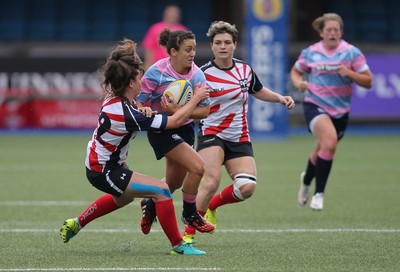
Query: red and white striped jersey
199 59 263 142
85 96 168 173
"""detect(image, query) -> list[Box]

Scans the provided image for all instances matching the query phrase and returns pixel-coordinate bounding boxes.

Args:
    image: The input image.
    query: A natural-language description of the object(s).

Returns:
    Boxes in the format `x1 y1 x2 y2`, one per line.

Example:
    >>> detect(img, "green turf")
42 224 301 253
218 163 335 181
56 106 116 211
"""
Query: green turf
0 133 399 271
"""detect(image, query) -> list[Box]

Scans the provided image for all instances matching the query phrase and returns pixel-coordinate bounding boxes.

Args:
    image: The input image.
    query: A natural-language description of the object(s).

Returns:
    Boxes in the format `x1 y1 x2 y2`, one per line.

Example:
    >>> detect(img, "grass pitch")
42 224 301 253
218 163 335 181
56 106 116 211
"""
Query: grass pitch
0 132 399 271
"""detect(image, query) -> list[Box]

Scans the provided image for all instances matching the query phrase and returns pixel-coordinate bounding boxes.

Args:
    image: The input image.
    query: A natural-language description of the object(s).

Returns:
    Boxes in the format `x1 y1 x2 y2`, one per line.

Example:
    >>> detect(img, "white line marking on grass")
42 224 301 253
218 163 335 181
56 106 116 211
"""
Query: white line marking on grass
219 228 400 233
0 268 222 271
0 201 89 206
0 201 182 206
1 228 399 233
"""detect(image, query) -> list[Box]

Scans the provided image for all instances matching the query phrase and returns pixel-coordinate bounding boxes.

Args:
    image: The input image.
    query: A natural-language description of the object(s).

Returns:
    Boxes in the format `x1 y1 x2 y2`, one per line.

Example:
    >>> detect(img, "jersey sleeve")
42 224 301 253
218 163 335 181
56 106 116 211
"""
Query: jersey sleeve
294 48 311 73
249 70 263 94
192 67 210 106
126 105 168 131
136 65 160 103
350 46 370 73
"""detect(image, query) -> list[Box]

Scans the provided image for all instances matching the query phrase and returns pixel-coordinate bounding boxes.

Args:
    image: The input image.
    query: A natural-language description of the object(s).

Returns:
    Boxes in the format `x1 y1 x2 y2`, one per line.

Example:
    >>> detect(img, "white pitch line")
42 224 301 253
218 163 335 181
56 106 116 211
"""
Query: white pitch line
0 201 89 206
0 228 399 233
0 201 182 206
0 268 222 271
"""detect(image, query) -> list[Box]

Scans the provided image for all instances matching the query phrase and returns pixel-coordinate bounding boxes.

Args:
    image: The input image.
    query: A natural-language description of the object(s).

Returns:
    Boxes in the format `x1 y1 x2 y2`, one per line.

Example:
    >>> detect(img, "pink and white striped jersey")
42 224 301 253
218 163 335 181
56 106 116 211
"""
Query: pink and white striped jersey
137 57 209 115
85 96 168 173
199 59 263 143
294 40 370 118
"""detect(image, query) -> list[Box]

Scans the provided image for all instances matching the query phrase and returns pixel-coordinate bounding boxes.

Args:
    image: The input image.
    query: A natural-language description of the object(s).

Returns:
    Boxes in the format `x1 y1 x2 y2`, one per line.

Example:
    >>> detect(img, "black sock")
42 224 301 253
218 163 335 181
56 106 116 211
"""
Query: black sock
315 156 333 194
303 158 315 186
182 201 197 217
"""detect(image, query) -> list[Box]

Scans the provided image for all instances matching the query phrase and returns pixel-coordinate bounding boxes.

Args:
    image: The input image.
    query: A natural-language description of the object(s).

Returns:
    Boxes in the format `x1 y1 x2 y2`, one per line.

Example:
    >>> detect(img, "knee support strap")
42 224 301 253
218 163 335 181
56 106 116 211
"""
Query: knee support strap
233 173 257 200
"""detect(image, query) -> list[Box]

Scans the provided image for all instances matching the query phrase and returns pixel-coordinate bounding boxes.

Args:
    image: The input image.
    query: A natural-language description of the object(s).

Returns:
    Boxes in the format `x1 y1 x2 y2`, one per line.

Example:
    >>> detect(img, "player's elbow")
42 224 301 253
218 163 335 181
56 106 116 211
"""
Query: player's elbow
365 79 373 89
359 78 373 89
360 71 373 89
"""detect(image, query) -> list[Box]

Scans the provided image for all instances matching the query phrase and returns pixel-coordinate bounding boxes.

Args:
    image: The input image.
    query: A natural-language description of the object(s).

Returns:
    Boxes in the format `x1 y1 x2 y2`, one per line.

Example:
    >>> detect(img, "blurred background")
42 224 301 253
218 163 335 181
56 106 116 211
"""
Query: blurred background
0 0 399 137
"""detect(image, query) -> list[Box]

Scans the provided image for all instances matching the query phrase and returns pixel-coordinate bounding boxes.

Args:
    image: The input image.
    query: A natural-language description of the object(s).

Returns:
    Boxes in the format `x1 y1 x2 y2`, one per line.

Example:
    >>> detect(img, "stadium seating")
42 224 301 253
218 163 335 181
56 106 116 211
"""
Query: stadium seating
0 0 26 40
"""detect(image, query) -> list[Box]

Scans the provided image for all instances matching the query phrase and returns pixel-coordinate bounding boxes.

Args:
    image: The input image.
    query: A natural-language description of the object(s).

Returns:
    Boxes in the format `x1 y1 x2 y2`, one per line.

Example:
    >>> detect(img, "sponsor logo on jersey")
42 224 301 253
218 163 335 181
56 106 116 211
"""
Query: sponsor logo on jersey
315 64 340 71
239 79 249 93
165 77 176 82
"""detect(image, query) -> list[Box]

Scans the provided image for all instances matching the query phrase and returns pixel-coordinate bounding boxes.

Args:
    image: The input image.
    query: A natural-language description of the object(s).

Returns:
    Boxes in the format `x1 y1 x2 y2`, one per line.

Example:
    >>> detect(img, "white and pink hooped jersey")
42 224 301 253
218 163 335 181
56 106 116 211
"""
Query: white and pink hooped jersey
294 40 370 118
199 59 263 143
137 57 209 116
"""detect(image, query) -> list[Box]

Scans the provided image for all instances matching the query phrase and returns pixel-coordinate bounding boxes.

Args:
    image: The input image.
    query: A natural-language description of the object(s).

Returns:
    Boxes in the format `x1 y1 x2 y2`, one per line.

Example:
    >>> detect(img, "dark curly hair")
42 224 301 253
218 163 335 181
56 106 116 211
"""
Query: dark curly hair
100 38 144 98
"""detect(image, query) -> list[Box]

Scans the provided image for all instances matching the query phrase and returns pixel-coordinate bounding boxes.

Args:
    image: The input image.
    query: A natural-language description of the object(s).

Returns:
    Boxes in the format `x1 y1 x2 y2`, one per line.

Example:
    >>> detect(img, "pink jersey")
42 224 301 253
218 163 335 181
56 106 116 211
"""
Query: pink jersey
137 57 209 114
294 40 369 118
141 22 187 63
199 59 263 143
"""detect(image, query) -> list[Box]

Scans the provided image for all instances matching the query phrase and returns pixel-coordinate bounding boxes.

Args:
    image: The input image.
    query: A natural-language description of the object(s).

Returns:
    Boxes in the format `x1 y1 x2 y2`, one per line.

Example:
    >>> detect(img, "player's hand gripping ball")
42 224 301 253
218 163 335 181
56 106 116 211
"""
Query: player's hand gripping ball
163 79 193 106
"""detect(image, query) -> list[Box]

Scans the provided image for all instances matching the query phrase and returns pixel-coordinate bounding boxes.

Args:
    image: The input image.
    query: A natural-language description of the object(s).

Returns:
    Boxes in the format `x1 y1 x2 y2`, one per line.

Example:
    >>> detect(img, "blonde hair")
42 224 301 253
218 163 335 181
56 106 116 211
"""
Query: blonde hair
312 13 344 33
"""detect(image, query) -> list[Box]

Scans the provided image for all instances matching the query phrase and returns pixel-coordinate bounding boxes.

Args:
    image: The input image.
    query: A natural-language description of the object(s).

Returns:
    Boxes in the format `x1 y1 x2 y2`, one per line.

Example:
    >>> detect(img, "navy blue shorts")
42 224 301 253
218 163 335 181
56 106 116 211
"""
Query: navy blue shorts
147 122 195 160
196 135 254 163
303 102 349 140
86 165 133 197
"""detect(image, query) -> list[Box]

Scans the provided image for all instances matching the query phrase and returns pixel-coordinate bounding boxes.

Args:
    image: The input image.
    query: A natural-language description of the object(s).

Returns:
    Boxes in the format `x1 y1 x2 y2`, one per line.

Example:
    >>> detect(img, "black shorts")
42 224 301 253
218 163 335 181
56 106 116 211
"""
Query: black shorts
147 122 195 160
86 165 133 197
196 135 254 163
303 102 349 140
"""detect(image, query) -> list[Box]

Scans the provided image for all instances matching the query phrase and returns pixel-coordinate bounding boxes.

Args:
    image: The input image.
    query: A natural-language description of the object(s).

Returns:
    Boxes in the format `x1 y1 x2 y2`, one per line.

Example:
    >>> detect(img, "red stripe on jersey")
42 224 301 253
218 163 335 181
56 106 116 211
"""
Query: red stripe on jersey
239 103 249 142
226 69 240 81
106 112 125 122
206 73 238 85
103 97 120 107
204 113 235 135
89 140 103 172
99 136 117 152
234 63 247 79
209 104 220 114
232 91 242 99
107 128 127 137
210 87 240 98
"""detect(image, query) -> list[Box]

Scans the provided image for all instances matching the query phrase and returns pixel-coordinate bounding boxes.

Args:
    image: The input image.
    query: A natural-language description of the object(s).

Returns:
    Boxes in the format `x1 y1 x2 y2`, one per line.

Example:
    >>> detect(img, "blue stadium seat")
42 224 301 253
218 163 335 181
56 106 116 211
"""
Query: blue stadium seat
181 0 211 41
0 0 27 40
60 0 88 40
27 0 58 40
119 0 149 41
87 0 118 40
341 16 356 41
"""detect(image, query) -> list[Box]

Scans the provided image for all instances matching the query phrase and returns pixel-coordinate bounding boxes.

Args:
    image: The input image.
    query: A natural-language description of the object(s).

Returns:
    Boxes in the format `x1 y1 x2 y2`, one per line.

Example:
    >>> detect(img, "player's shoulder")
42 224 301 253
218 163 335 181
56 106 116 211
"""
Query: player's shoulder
233 58 248 65
144 59 168 77
338 40 362 54
232 58 253 70
307 41 322 52
200 60 214 72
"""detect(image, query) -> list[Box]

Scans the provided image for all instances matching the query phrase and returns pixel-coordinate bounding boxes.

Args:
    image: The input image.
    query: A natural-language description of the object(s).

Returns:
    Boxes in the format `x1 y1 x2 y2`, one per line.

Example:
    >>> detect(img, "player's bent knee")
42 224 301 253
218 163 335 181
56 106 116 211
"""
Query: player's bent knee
203 176 219 192
188 160 205 178
240 183 256 199
233 173 257 200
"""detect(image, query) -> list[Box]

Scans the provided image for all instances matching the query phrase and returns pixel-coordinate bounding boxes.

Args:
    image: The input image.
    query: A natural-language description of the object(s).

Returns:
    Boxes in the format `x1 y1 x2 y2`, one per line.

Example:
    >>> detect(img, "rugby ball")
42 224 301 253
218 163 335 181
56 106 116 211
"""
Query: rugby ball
163 79 193 106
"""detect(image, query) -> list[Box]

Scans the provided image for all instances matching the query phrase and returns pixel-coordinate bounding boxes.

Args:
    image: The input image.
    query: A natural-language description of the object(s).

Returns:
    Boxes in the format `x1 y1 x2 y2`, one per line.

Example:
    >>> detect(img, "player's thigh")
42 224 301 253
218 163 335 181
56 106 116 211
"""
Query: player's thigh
198 145 224 181
225 156 257 179
313 115 337 144
165 157 187 190
125 172 170 199
165 142 204 173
